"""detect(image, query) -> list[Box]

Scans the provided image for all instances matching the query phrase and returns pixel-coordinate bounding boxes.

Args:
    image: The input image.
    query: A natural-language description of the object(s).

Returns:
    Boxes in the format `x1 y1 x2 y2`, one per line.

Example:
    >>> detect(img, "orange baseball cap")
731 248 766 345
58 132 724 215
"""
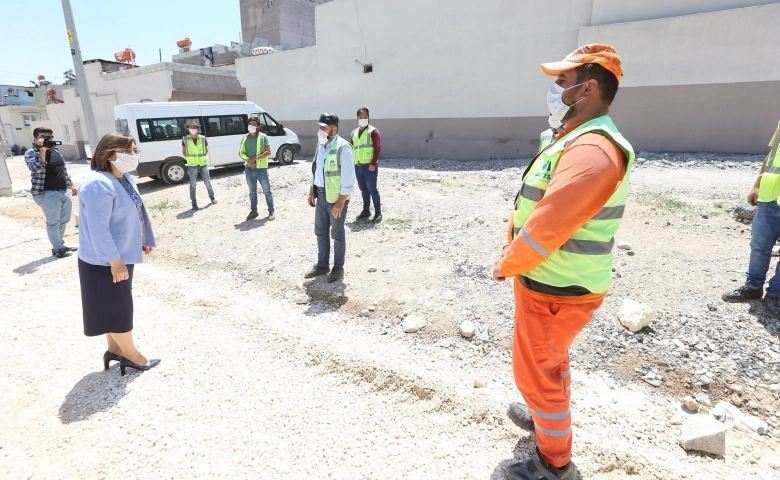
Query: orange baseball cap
541 44 623 83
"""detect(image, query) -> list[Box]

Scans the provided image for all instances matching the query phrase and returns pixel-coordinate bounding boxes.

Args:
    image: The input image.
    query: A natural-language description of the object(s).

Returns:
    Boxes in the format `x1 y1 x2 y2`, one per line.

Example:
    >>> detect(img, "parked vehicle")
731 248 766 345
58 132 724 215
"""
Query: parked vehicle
114 101 301 184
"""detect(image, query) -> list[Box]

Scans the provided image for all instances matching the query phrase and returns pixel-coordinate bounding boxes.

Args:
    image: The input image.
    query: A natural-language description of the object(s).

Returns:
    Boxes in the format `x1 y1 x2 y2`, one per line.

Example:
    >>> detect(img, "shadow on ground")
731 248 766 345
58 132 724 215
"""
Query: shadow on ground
59 365 139 424
135 162 294 195
747 303 780 340
13 255 59 275
304 277 349 313
176 203 214 220
234 217 269 231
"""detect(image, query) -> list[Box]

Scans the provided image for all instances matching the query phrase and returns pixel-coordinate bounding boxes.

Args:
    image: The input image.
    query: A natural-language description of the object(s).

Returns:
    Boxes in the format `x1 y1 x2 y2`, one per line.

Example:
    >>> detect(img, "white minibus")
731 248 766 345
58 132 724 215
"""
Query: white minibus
114 101 301 184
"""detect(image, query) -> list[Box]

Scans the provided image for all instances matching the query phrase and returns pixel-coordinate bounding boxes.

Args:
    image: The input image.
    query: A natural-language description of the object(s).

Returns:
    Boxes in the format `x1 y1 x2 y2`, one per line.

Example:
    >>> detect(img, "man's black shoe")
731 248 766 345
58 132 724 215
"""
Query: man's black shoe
246 211 259 221
191 203 199 210
372 213 383 224
64 245 78 252
210 198 218 204
506 402 535 431
304 265 329 279
356 210 371 220
52 248 71 259
765 295 780 318
327 266 344 283
722 284 763 302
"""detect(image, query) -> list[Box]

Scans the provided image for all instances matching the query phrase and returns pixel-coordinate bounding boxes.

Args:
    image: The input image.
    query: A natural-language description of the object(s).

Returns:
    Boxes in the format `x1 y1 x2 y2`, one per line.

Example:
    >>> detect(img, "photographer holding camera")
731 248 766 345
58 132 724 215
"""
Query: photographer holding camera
24 127 78 258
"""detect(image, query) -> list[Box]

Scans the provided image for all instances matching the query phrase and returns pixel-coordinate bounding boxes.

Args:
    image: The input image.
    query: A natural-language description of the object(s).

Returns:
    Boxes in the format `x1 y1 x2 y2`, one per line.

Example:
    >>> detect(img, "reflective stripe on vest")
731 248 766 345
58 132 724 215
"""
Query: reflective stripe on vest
511 116 635 294
312 136 352 204
183 135 208 166
759 121 780 202
351 125 376 164
539 129 554 153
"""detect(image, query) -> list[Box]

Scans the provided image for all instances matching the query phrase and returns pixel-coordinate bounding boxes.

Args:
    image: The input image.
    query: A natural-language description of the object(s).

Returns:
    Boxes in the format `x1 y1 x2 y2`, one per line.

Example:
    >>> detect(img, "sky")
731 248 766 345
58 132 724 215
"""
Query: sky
0 0 242 86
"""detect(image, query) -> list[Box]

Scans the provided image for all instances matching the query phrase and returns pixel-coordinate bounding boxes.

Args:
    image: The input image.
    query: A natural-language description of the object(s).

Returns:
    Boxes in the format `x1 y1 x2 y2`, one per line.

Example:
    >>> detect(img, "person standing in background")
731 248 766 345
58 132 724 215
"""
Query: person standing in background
350 108 382 224
239 116 275 221
24 127 78 258
78 132 160 376
182 120 216 210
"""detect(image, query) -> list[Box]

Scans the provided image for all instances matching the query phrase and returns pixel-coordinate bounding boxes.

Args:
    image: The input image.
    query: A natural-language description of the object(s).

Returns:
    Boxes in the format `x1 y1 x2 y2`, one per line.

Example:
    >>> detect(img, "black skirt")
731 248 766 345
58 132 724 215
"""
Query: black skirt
78 258 135 337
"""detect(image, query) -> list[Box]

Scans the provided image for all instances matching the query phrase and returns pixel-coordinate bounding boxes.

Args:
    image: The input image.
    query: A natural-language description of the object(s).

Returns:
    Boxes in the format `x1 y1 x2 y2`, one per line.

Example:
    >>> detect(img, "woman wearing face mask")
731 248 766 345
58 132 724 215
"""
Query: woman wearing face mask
77 132 160 376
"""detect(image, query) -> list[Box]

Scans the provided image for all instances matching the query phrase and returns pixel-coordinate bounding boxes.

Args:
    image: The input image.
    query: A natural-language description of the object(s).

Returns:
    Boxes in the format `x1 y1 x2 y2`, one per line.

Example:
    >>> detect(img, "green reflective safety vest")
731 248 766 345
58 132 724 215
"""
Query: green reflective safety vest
311 136 352 204
512 116 635 294
240 134 269 169
759 121 780 203
183 134 208 167
351 125 376 164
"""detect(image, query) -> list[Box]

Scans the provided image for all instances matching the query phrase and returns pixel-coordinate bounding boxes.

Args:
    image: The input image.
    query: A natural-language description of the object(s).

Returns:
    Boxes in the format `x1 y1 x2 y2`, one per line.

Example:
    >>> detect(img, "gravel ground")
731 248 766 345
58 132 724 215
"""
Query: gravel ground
1 153 780 479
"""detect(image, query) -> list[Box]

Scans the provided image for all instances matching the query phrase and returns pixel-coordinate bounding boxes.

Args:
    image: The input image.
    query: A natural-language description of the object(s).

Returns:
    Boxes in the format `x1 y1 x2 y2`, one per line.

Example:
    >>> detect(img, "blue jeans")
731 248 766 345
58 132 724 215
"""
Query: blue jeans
314 189 348 268
746 200 780 295
355 164 381 214
188 166 214 205
245 167 274 213
32 190 72 251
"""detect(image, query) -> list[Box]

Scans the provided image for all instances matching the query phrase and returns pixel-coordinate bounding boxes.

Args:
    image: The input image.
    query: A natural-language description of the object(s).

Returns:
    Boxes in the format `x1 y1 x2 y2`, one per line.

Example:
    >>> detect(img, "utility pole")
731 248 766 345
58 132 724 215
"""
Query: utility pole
60 0 99 151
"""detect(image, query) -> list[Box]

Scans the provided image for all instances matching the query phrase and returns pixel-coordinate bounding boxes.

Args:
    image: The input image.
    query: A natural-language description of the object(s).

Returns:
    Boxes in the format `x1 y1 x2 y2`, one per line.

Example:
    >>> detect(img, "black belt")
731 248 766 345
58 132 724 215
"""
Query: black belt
46 189 68 192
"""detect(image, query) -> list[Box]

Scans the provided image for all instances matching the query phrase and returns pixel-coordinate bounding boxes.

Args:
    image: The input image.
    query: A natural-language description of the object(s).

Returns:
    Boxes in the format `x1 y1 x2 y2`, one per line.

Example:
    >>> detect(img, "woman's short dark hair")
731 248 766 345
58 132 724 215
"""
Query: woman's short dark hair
248 116 260 125
357 107 370 117
576 63 619 105
91 132 136 171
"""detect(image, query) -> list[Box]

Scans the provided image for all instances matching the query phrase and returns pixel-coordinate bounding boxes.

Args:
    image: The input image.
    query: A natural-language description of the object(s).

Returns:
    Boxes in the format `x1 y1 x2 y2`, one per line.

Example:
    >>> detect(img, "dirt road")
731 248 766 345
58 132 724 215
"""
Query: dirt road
1 154 779 479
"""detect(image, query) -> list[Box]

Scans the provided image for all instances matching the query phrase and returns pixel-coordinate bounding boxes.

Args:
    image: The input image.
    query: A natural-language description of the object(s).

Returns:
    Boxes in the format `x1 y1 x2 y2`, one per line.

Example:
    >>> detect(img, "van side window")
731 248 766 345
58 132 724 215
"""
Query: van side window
204 115 247 137
151 118 188 140
262 113 282 136
137 120 153 142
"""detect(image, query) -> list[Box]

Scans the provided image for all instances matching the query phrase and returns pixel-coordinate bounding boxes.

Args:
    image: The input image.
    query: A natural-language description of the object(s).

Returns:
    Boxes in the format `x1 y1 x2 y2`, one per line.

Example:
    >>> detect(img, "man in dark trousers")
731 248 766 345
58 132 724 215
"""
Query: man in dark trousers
350 107 382 223
25 127 78 258
305 113 356 283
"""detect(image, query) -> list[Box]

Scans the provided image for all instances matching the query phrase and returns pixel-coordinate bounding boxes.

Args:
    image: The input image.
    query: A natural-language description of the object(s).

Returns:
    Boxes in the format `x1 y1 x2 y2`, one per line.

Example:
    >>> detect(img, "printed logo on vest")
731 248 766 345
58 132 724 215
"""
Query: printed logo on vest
534 158 553 182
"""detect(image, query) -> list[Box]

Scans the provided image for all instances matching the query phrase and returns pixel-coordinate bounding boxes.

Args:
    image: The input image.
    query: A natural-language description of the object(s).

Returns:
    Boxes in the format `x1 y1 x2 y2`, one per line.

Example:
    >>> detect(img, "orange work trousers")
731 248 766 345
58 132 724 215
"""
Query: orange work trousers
512 278 603 468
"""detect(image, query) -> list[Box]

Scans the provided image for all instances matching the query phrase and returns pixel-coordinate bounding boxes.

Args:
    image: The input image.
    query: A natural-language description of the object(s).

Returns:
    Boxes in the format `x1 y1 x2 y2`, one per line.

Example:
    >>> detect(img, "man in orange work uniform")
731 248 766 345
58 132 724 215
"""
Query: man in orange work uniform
493 44 635 480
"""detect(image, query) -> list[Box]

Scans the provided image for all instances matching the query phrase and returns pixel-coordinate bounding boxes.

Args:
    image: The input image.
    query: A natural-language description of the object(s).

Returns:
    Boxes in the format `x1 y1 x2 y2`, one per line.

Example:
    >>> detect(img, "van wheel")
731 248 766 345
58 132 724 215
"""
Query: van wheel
162 160 188 185
277 145 294 166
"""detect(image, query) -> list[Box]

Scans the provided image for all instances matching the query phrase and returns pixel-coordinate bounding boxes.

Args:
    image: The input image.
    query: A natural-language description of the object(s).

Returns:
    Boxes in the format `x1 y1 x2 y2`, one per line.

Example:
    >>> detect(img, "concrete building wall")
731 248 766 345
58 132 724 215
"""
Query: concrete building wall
579 4 780 153
241 0 283 45
0 106 49 149
590 0 778 25
241 0 332 48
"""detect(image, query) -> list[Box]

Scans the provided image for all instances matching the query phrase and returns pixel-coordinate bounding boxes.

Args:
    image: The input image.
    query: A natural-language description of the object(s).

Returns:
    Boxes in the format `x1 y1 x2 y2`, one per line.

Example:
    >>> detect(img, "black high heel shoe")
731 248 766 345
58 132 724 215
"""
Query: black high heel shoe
103 351 123 370
119 357 161 376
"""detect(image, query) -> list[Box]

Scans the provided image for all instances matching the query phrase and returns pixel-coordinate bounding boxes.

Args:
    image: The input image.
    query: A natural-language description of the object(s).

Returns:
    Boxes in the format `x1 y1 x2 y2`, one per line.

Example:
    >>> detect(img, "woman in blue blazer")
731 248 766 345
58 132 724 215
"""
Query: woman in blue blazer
78 132 160 376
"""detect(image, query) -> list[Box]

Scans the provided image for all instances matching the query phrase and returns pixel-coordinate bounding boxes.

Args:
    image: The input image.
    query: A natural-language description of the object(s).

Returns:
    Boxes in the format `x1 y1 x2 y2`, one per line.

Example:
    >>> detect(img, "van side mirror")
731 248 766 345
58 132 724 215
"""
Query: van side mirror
278 123 283 129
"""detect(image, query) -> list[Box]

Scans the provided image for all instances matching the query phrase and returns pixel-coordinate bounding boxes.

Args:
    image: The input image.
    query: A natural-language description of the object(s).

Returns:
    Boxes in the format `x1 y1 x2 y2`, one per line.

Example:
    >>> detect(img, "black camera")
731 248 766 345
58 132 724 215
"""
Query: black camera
41 135 62 148
33 135 62 150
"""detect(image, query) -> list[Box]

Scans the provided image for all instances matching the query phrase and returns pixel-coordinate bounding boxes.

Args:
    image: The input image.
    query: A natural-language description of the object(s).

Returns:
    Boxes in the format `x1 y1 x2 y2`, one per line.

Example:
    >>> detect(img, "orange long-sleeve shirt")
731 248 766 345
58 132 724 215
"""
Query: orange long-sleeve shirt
498 124 627 300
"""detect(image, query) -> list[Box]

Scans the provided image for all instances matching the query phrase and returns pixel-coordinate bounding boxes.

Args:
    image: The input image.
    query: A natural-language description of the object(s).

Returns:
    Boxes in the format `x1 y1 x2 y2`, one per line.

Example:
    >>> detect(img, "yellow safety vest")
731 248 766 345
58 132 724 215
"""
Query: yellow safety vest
512 116 635 294
183 135 208 167
759 121 780 203
351 125 376 164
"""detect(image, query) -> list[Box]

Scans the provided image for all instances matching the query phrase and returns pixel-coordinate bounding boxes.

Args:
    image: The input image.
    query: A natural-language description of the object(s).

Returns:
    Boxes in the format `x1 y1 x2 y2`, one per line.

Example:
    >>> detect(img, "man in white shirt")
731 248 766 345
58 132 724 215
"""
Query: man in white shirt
305 113 356 283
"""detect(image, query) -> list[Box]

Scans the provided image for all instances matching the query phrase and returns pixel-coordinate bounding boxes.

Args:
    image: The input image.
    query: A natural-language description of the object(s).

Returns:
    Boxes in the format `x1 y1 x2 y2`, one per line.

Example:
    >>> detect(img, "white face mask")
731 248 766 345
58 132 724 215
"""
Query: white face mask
546 81 586 129
317 129 330 144
189 128 198 135
111 152 139 174
248 125 257 134
358 119 369 128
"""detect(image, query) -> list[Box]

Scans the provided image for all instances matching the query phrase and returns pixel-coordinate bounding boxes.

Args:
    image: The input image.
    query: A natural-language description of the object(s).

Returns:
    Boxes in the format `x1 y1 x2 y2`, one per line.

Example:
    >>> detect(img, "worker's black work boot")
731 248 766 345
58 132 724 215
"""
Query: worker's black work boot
721 284 763 302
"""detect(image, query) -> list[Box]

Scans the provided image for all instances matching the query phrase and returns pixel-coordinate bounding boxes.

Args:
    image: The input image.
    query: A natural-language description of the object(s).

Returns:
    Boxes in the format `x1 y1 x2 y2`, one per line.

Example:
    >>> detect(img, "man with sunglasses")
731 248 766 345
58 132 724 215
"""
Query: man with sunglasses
25 127 78 258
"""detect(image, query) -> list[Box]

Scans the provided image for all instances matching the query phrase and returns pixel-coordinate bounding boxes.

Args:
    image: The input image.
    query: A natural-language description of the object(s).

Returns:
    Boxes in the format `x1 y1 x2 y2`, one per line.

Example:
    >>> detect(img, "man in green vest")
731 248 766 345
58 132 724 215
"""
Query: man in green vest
492 44 634 480
722 123 780 316
350 107 382 223
181 120 216 210
239 116 275 221
305 113 356 283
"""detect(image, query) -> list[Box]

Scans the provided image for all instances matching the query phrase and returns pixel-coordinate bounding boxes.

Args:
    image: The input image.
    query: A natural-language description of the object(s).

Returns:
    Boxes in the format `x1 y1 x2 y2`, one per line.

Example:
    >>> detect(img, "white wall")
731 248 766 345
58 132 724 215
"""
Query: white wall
591 0 778 25
237 0 594 121
579 4 780 87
